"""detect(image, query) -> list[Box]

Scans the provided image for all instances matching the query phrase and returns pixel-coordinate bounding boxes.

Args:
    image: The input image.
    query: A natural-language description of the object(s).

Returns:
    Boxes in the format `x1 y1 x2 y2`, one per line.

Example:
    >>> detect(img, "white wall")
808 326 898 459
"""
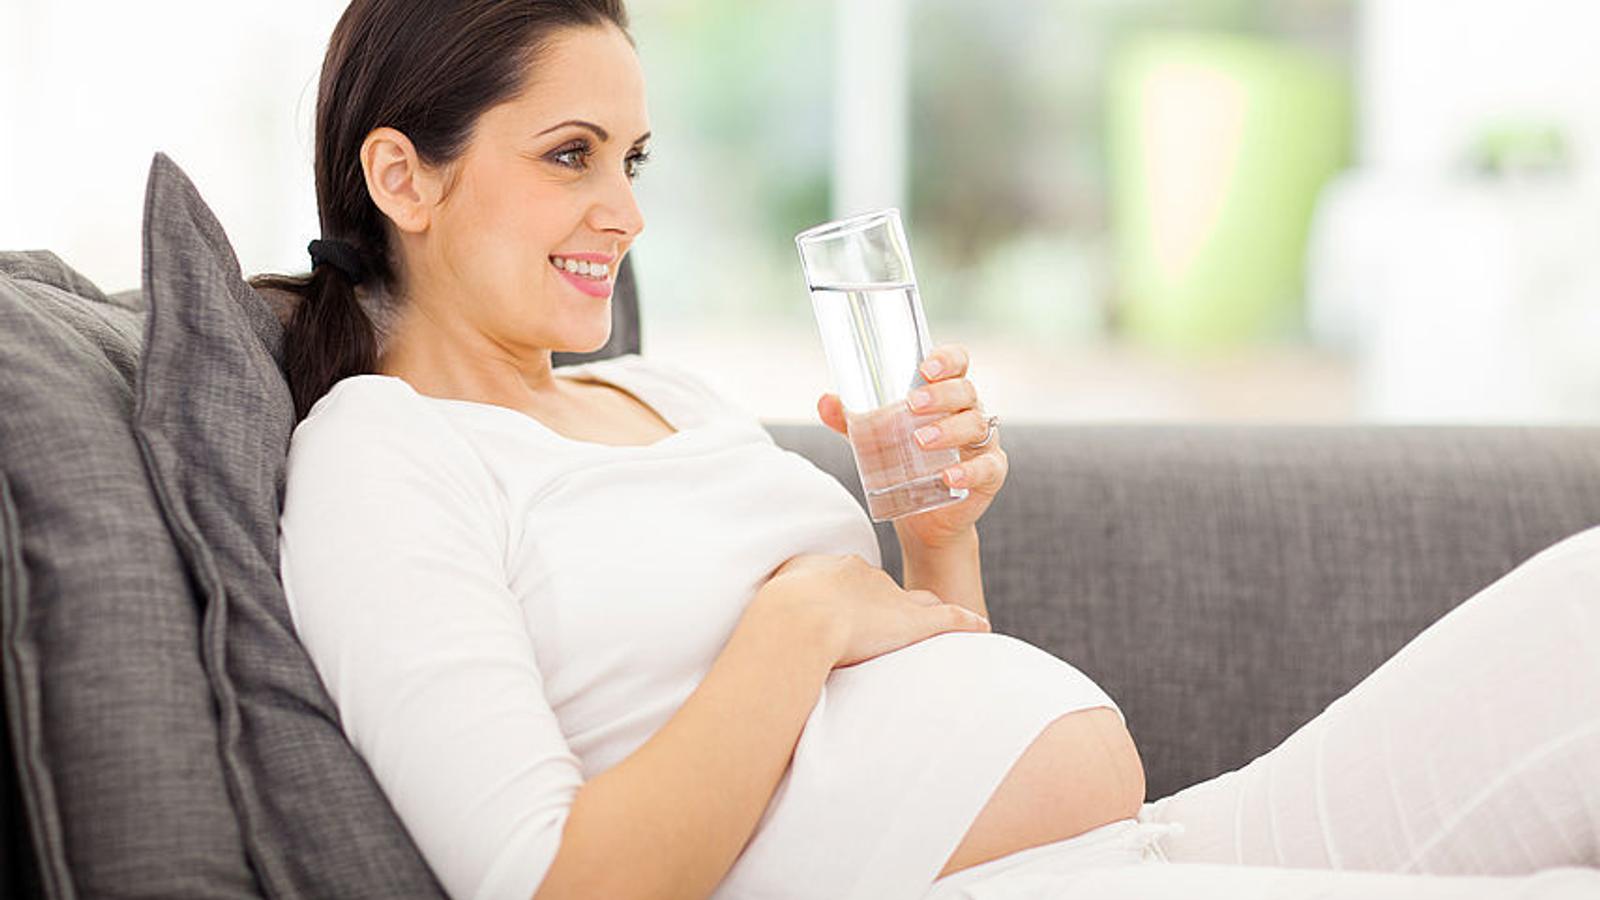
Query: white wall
0 0 342 291
1303 0 1600 422
0 2 22 227
1359 0 1600 181
831 0 908 218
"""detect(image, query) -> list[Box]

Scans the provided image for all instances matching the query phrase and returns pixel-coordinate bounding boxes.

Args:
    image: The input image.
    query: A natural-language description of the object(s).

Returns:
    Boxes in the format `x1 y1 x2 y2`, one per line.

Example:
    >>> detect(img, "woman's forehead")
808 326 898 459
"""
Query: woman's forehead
498 27 648 137
526 26 645 107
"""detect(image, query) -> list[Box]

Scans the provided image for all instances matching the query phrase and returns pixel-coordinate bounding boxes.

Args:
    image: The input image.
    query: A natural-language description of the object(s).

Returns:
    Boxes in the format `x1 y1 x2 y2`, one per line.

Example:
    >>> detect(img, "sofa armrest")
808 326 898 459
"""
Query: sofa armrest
764 421 1600 800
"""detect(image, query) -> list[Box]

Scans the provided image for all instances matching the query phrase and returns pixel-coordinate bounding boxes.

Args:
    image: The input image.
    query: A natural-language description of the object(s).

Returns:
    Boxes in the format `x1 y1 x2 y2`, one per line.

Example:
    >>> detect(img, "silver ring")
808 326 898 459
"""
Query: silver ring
965 413 1000 450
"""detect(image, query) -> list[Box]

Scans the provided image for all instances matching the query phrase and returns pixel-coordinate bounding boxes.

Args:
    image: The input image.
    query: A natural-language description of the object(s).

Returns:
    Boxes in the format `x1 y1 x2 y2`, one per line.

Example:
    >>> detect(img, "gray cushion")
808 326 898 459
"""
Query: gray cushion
0 250 259 899
2 470 44 900
132 152 450 897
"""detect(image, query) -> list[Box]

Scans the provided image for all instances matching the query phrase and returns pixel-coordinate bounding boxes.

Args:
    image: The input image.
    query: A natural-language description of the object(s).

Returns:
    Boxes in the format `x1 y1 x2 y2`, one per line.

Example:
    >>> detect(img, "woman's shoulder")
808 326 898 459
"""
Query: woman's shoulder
286 374 488 484
281 373 509 546
293 374 435 442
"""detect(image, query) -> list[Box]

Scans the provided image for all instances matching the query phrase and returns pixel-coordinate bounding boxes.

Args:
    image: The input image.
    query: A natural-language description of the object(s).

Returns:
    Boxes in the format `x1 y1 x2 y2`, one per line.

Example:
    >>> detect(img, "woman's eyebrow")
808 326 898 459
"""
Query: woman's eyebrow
537 119 651 145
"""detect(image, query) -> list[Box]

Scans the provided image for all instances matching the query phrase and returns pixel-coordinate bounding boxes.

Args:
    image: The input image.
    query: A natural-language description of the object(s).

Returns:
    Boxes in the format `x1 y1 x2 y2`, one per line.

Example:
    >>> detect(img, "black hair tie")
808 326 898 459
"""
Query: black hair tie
307 238 368 286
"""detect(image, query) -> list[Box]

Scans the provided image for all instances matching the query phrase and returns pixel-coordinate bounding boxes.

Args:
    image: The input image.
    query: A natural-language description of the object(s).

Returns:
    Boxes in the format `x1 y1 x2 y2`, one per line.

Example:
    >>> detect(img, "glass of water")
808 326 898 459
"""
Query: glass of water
795 208 969 522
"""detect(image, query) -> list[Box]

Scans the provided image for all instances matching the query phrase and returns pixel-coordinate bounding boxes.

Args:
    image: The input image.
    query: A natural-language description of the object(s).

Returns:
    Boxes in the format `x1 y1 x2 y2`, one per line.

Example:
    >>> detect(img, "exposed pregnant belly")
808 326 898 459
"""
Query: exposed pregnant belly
936 705 1147 880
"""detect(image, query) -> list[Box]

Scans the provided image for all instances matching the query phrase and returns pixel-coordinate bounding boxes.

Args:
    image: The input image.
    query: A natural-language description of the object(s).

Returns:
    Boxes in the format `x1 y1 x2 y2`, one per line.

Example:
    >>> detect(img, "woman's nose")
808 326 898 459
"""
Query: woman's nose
592 171 645 239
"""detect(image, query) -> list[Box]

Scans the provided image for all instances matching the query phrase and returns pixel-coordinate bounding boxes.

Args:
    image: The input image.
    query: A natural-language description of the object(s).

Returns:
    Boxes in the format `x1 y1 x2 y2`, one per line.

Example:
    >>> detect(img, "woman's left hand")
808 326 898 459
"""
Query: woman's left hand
816 343 1007 549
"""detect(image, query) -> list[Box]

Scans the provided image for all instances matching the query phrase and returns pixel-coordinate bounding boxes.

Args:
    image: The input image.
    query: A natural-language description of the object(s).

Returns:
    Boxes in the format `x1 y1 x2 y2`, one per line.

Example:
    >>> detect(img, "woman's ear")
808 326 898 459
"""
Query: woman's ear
360 126 437 235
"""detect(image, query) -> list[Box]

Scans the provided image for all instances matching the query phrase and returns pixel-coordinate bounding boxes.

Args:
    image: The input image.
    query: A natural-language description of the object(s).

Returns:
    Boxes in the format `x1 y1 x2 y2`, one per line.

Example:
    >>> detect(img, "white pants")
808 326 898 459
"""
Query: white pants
926 524 1600 898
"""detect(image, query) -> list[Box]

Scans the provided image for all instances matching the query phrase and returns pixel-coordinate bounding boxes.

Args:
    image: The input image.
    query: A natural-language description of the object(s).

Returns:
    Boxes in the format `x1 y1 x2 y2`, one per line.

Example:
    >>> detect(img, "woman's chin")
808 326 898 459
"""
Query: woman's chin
565 326 614 356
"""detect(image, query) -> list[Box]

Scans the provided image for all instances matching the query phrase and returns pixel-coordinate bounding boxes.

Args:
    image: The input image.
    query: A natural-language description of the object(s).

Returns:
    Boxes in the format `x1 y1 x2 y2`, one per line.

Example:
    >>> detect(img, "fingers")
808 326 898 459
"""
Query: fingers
943 448 1007 490
946 604 991 631
906 377 979 417
924 602 990 638
817 393 847 435
919 344 970 381
912 407 993 451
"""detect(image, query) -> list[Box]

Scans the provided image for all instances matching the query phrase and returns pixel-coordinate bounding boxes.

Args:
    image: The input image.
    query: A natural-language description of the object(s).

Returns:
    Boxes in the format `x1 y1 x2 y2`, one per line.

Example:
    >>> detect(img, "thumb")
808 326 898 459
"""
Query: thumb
817 393 848 435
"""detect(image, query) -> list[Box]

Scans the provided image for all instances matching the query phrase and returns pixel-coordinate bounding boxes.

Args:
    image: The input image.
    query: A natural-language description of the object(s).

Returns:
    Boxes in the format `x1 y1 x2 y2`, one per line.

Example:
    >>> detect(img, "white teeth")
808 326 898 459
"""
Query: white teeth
551 256 610 280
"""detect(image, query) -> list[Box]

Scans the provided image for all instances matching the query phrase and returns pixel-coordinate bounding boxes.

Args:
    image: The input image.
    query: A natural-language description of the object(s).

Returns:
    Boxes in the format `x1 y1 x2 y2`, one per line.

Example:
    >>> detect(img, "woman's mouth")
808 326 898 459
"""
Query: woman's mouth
550 255 613 298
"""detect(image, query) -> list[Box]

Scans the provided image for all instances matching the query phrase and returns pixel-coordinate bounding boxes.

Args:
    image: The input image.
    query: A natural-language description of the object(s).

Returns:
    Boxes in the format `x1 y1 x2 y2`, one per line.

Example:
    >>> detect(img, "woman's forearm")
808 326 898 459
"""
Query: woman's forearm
896 525 988 621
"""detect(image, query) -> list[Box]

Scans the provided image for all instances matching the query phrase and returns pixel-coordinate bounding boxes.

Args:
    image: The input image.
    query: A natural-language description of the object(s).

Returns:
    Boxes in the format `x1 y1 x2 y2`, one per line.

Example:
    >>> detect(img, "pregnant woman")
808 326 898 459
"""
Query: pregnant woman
268 2 1600 899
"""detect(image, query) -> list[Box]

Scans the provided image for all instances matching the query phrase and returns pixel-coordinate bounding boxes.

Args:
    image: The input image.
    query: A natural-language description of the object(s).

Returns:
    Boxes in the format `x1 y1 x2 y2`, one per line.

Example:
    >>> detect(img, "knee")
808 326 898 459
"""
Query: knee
1480 527 1600 623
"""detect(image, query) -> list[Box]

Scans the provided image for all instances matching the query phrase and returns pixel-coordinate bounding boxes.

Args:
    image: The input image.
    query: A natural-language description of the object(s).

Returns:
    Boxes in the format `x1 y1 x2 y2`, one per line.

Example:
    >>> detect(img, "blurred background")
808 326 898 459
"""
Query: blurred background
4 0 1599 425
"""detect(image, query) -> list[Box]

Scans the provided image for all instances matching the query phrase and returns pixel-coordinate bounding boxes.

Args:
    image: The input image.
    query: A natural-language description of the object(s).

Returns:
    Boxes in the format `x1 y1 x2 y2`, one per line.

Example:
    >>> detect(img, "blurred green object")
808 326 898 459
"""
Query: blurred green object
1466 119 1570 176
1108 32 1351 353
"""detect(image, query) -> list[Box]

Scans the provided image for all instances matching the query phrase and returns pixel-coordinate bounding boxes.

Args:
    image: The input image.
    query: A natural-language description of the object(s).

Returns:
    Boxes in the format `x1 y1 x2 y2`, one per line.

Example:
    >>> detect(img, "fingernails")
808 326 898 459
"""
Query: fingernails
915 424 940 445
945 465 966 486
921 358 943 378
908 388 932 410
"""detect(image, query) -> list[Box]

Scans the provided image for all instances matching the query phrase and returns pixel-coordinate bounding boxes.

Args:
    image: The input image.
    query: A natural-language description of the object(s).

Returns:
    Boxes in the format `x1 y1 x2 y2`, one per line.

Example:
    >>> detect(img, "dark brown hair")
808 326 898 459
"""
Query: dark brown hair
251 0 633 423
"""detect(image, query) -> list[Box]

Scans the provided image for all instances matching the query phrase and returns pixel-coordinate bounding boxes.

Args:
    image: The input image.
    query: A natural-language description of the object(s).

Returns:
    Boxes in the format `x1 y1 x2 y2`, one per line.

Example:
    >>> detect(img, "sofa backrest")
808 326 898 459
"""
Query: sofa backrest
766 421 1600 800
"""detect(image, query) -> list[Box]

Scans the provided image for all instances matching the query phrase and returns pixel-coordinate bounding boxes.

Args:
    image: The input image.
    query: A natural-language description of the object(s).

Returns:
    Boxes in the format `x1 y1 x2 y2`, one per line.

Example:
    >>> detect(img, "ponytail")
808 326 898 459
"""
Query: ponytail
252 261 379 423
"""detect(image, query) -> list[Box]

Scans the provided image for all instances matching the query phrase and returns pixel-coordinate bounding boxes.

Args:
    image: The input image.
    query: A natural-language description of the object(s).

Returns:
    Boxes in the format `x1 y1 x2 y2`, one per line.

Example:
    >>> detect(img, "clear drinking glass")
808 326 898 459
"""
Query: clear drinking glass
795 208 969 522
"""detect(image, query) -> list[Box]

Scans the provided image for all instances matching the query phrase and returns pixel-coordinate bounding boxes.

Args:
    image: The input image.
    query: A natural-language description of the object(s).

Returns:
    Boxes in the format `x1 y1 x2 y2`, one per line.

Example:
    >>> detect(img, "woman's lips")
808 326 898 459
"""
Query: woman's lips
552 259 613 298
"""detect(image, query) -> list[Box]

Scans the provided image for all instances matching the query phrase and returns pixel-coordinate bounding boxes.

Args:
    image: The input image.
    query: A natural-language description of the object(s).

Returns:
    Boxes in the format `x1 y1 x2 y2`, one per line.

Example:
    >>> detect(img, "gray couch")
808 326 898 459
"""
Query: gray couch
5 153 1600 898
770 421 1600 803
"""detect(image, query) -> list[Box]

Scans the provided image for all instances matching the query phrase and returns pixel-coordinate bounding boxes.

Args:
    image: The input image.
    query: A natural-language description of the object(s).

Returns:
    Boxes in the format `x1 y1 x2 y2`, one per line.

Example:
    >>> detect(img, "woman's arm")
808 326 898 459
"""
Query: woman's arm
538 594 836 899
897 523 988 621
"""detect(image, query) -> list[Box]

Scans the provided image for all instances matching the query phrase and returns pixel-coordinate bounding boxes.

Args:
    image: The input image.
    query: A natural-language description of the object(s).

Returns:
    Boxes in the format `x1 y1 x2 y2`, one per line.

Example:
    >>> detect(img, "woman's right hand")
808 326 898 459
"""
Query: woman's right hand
756 552 991 669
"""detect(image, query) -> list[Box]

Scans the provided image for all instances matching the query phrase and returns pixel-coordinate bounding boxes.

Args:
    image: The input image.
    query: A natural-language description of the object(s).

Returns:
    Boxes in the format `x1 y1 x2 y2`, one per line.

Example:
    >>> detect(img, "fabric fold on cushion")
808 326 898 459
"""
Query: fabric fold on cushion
132 152 449 898
2 469 48 900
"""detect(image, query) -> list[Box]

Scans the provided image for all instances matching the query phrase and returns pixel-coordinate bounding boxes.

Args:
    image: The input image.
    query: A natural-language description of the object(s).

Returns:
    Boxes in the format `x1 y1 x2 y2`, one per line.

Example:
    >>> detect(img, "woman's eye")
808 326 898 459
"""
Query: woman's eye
548 143 649 180
552 146 588 169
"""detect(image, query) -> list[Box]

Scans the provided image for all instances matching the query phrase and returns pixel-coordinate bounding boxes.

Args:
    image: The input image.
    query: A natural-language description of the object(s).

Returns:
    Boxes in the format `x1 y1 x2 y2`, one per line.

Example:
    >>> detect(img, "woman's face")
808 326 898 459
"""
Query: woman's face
403 23 649 358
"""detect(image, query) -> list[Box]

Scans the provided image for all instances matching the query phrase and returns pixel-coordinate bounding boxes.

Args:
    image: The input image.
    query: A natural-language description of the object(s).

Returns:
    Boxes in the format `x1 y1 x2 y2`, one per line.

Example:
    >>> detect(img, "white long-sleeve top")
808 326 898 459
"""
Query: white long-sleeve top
277 352 1121 900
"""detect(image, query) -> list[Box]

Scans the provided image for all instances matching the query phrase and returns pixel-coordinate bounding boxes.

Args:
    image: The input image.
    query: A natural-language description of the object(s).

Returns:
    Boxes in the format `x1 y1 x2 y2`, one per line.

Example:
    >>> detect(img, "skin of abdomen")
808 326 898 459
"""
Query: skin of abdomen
936 706 1146 880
